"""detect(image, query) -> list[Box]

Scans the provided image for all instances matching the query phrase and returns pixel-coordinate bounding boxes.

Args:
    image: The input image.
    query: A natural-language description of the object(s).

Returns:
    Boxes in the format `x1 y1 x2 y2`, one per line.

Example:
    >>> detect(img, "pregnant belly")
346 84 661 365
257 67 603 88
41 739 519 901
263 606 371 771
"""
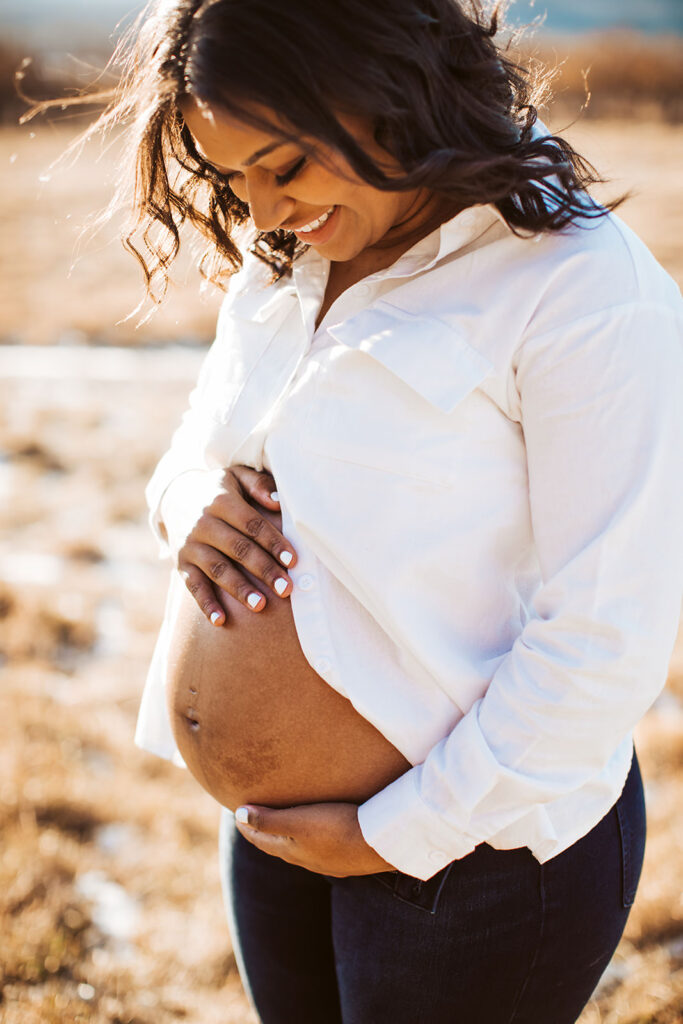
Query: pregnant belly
165 511 410 811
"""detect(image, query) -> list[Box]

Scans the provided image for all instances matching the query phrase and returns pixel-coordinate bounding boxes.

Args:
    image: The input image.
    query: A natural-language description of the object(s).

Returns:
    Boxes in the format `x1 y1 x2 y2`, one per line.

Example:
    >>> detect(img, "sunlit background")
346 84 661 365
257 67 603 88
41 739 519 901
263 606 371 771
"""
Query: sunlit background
1 2 681 1022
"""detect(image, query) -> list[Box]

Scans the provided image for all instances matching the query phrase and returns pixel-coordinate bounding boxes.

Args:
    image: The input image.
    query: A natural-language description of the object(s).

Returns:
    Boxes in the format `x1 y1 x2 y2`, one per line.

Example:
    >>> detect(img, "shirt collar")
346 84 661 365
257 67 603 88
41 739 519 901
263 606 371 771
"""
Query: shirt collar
292 201 509 292
389 203 509 279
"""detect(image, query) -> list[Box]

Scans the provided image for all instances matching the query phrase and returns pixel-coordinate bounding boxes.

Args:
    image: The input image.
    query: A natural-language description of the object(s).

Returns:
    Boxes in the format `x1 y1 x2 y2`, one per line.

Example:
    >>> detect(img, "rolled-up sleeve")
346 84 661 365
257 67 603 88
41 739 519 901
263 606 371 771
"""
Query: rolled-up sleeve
358 302 683 880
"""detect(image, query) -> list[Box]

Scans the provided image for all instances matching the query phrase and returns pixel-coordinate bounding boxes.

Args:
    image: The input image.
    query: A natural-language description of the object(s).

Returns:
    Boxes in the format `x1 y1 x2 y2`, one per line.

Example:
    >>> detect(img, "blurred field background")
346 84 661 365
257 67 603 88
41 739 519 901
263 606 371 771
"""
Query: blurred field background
1 1 682 1021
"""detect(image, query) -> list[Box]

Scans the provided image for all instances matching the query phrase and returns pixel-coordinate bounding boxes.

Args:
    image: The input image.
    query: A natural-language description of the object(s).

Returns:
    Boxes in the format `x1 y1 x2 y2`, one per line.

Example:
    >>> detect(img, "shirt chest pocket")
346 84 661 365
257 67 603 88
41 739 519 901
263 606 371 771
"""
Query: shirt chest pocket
300 303 495 487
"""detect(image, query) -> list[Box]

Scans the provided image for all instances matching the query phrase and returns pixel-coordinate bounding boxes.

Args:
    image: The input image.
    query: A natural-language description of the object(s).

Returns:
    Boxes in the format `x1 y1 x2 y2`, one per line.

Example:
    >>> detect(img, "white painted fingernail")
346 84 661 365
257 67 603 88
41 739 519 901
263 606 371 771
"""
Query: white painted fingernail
270 490 280 502
280 550 293 566
247 592 263 609
210 611 222 626
274 578 288 596
235 807 250 825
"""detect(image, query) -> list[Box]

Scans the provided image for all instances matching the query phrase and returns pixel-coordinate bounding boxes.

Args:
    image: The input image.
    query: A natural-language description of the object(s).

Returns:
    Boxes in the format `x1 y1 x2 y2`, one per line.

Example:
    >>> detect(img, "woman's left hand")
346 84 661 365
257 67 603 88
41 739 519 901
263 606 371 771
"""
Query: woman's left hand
234 801 395 877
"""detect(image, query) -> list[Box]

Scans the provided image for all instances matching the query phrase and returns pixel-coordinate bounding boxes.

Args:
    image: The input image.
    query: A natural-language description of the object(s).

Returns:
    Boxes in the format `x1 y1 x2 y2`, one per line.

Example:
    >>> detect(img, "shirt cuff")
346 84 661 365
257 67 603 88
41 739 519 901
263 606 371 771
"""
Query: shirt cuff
357 703 531 881
357 766 478 879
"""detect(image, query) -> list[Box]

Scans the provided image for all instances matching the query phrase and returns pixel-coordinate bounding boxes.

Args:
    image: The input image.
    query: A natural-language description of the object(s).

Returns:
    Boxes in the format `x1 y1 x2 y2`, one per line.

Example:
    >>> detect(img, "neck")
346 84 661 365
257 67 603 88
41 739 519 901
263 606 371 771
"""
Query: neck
332 193 462 281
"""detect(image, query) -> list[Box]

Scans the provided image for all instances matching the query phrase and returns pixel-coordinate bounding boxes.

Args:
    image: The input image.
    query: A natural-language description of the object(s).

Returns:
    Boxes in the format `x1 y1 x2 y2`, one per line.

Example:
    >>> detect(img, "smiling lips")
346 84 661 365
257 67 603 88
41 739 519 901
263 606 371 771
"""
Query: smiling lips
291 205 336 234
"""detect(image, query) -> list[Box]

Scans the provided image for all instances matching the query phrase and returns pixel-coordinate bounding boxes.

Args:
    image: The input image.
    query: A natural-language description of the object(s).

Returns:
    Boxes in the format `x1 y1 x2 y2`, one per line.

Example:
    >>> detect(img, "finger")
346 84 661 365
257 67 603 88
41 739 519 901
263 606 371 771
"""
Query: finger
229 465 280 510
178 564 228 626
235 804 305 837
216 480 297 570
179 544 267 613
194 515 295 596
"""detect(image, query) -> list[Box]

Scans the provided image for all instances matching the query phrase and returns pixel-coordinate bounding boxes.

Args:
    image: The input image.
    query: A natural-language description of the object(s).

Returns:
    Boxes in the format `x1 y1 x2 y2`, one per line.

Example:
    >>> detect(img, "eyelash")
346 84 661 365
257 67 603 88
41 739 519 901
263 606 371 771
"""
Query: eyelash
275 156 308 186
225 156 308 187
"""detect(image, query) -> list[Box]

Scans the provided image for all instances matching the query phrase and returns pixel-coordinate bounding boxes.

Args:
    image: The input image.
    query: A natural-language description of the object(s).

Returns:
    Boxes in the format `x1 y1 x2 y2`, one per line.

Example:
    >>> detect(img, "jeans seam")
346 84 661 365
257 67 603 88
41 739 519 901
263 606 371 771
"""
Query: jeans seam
505 861 546 1024
616 801 633 907
622 806 631 903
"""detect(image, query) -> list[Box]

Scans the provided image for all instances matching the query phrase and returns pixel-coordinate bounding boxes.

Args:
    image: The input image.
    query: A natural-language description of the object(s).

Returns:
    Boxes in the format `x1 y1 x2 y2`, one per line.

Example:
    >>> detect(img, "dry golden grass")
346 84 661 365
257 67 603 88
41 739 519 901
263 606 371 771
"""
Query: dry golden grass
0 122 224 347
1 62 682 1022
521 31 683 123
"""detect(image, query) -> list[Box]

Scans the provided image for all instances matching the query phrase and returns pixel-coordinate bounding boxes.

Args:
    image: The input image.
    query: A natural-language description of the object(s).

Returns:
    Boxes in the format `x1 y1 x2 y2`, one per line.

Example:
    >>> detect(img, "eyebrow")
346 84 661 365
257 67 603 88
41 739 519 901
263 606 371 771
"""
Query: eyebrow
201 139 288 178
244 141 285 166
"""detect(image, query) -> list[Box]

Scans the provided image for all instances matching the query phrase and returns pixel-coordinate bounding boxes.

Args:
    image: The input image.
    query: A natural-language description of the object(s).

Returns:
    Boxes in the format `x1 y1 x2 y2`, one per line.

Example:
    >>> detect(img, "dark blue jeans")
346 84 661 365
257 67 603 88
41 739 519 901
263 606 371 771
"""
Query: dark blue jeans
219 751 645 1024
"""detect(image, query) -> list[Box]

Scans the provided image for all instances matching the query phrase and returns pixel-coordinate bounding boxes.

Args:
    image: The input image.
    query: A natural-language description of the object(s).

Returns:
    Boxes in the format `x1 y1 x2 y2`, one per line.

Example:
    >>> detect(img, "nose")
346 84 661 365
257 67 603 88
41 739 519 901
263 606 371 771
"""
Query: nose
242 167 295 233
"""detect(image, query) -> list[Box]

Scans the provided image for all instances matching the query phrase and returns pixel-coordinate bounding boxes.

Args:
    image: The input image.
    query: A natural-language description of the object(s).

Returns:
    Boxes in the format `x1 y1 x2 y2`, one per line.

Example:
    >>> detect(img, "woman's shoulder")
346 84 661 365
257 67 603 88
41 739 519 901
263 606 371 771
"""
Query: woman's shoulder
391 206 681 380
216 250 296 326
382 205 679 389
221 249 279 303
447 207 681 366
511 210 682 341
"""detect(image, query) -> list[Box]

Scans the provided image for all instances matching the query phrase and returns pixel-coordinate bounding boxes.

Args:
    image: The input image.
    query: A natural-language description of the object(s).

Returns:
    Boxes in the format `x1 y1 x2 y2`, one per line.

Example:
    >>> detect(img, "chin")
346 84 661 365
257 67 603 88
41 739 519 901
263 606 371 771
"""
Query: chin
318 236 369 263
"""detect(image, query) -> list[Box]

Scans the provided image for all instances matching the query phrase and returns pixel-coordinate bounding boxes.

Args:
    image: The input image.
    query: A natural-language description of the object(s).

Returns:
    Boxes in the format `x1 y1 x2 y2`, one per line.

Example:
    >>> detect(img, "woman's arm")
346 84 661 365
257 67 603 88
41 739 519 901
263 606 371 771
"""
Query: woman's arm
356 301 683 880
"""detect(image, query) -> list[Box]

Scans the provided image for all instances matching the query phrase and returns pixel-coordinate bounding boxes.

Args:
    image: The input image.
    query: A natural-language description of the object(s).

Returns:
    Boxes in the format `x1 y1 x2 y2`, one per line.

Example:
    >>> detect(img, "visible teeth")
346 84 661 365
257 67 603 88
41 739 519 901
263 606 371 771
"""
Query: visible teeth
297 206 335 233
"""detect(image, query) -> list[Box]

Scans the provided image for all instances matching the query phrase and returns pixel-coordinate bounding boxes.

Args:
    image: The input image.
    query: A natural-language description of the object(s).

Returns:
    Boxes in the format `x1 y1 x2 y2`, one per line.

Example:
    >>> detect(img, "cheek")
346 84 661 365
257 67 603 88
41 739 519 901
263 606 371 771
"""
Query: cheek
350 198 392 234
346 184 398 225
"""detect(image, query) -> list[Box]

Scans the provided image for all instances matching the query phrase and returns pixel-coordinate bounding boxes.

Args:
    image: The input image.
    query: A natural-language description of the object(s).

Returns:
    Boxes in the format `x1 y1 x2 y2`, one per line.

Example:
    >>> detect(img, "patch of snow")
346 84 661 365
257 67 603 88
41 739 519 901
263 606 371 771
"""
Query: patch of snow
75 869 141 944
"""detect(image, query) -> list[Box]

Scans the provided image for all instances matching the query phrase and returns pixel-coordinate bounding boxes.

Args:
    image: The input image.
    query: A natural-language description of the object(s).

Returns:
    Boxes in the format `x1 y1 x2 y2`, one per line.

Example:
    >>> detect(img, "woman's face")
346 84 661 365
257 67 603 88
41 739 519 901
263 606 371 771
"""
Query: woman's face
181 97 440 264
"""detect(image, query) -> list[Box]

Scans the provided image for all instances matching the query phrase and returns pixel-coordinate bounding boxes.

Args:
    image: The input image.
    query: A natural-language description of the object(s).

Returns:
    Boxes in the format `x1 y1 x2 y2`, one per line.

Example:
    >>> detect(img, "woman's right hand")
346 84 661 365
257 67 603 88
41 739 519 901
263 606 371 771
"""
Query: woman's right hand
159 464 297 626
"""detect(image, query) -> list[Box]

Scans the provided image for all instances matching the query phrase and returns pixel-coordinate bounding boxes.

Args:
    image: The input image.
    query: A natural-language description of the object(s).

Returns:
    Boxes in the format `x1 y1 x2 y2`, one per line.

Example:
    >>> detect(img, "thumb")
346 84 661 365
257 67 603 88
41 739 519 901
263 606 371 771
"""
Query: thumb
235 804 300 836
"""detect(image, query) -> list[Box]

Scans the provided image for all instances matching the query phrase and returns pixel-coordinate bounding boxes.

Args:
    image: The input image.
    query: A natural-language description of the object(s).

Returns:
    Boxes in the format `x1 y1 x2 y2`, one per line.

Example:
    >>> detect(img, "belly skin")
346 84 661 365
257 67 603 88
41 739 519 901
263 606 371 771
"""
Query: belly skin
165 512 410 811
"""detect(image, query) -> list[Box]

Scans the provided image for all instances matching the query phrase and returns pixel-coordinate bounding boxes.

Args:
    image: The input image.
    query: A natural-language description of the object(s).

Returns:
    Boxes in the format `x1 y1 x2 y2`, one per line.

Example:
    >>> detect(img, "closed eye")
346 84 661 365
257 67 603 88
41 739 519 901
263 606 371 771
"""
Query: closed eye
274 156 308 186
224 155 308 186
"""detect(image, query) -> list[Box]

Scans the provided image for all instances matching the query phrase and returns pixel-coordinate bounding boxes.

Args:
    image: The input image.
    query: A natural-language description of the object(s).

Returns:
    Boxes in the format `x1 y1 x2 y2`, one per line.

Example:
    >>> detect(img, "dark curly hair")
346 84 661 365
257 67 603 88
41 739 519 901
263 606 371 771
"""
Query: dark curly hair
34 0 620 304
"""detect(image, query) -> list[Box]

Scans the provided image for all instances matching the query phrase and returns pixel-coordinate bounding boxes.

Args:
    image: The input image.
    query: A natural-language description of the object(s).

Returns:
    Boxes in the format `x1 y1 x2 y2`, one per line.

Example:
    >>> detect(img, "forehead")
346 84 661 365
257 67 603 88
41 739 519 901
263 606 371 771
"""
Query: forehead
180 97 293 164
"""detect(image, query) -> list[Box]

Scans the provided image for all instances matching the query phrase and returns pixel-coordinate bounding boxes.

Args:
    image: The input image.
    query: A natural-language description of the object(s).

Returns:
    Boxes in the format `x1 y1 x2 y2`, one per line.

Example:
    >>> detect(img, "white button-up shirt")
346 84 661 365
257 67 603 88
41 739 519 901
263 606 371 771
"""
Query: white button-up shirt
136 201 683 881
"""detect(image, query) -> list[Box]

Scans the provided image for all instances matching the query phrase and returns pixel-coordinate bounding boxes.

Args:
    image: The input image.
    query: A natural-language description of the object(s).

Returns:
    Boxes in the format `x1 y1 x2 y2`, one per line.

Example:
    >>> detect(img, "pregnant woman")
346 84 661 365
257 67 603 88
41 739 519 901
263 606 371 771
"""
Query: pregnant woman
106 0 683 1021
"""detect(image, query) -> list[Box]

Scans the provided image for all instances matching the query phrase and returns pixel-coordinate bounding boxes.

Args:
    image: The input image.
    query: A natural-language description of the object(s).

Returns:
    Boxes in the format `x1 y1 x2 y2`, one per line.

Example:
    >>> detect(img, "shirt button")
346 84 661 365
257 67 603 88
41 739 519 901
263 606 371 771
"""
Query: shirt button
356 283 371 297
298 573 314 590
315 657 332 674
429 850 446 864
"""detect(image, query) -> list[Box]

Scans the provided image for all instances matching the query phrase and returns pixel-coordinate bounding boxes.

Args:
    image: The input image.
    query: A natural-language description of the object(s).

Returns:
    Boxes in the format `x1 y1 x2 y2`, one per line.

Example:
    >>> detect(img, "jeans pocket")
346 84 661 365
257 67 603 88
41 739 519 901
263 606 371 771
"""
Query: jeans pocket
372 863 455 915
615 753 647 909
371 870 399 893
